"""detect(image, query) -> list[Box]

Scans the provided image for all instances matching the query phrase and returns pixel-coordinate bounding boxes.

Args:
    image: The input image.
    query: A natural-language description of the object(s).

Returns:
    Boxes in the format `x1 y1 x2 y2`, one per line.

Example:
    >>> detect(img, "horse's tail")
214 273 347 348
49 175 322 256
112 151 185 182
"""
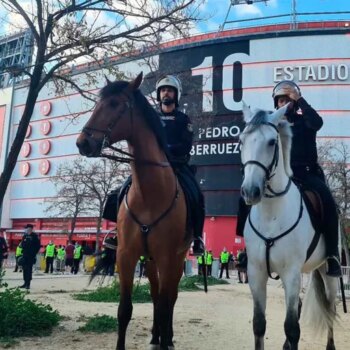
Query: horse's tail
301 270 337 334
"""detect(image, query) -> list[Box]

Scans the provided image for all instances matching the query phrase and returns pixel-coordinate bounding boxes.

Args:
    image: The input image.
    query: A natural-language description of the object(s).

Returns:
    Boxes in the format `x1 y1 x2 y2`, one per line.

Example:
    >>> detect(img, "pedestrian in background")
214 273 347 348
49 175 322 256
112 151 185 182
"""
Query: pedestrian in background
72 242 83 274
65 241 75 273
0 231 8 272
205 250 213 277
219 247 230 279
44 240 56 273
56 245 66 273
19 224 40 290
13 242 23 272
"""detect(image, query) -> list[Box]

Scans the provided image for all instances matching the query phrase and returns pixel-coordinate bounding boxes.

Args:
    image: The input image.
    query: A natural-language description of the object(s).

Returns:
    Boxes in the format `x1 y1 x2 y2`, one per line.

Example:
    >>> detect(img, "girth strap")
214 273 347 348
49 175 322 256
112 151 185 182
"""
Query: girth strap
248 192 304 280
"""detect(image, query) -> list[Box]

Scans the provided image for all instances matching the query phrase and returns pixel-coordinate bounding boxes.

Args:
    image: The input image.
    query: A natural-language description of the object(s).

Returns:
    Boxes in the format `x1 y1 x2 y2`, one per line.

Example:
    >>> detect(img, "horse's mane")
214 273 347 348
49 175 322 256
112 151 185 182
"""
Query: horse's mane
244 108 293 177
100 81 169 154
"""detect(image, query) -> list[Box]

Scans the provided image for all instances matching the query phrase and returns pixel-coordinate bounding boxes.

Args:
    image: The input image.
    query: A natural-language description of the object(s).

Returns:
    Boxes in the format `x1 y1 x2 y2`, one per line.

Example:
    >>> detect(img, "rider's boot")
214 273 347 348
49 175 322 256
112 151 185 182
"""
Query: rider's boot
192 237 204 256
326 256 342 277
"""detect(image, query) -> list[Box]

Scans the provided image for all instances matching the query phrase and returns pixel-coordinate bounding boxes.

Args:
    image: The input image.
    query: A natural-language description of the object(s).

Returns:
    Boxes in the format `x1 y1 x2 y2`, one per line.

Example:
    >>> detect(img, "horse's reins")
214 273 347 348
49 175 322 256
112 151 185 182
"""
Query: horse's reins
243 122 303 280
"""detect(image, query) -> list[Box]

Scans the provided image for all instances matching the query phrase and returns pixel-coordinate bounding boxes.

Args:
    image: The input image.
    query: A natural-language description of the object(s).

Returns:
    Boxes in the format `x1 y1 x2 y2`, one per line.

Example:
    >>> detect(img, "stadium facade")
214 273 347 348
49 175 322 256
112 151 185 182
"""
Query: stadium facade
1 21 350 256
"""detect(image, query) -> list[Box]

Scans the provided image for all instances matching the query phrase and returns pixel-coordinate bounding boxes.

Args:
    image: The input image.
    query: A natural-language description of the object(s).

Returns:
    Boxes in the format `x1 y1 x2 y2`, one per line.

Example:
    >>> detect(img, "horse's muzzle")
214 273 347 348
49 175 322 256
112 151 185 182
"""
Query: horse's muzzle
76 135 102 157
241 185 262 205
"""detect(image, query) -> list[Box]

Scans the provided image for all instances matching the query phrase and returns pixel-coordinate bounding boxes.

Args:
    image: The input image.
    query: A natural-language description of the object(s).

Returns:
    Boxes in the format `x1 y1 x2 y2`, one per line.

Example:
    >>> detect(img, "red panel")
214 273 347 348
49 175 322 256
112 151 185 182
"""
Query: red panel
0 106 6 159
203 216 245 258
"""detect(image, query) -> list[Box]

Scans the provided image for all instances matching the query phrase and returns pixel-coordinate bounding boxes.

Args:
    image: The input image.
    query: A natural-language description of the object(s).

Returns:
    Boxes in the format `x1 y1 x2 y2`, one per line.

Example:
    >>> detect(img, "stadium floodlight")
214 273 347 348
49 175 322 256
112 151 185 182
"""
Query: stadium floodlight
230 0 269 5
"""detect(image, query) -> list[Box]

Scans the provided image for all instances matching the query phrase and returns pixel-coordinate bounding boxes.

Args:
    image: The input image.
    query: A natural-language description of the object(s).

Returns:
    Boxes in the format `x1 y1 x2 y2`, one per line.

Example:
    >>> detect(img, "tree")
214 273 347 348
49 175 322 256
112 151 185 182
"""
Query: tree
80 158 128 252
44 158 91 242
44 157 128 248
318 140 350 263
0 0 202 208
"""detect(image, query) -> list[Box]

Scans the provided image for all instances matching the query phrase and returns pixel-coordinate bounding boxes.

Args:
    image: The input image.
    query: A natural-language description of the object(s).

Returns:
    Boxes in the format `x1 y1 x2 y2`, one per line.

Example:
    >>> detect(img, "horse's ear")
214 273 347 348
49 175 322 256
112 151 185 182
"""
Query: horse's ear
242 101 252 123
129 72 143 91
270 103 290 124
105 75 111 85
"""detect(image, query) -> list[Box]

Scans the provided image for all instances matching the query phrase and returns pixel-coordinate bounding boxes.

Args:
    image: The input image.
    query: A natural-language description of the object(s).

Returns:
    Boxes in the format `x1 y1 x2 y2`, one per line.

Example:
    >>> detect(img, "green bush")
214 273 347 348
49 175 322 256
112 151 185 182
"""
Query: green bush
0 288 61 338
178 275 229 291
73 280 152 303
78 314 118 333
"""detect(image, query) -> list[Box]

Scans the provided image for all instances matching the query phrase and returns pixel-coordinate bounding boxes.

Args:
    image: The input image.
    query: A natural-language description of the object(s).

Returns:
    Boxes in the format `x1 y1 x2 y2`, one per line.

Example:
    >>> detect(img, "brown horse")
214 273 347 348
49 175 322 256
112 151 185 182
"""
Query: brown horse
76 73 191 350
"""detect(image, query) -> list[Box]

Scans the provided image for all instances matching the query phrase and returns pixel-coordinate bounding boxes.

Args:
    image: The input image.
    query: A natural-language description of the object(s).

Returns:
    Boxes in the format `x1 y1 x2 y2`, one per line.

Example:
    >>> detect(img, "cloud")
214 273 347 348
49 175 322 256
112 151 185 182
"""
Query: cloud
234 4 263 18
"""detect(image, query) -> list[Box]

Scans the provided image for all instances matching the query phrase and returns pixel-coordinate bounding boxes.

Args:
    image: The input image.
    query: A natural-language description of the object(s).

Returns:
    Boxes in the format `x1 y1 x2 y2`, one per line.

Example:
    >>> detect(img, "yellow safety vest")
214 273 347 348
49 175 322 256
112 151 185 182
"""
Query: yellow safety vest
45 244 55 258
16 246 23 257
74 246 82 259
57 248 65 260
220 251 229 263
205 253 213 265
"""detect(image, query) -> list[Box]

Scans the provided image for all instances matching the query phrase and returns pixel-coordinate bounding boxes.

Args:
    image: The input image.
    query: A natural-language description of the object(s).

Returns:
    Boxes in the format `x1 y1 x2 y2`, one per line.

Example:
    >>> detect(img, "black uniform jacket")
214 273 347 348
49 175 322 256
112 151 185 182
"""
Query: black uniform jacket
160 109 193 158
21 233 41 264
286 97 323 168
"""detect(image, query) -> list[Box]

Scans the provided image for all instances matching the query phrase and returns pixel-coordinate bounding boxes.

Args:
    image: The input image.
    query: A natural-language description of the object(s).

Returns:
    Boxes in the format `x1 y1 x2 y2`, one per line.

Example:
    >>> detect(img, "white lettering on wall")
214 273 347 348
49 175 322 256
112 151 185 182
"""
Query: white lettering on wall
274 64 349 82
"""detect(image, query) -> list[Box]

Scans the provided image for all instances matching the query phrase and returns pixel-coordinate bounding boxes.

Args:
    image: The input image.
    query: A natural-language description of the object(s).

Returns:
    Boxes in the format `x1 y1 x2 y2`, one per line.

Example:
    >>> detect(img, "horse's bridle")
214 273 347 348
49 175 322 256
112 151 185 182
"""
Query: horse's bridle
82 94 170 168
241 122 291 198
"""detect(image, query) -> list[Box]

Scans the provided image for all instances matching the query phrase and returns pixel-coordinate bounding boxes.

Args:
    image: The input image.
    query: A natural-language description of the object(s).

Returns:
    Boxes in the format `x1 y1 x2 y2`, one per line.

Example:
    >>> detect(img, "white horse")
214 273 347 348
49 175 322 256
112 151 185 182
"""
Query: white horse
240 103 338 350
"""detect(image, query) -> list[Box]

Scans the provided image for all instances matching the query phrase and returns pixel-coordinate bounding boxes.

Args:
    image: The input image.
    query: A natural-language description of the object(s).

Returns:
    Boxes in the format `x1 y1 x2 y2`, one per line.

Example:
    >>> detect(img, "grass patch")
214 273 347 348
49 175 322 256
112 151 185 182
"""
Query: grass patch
73 280 152 303
0 337 19 348
0 287 61 338
78 315 117 333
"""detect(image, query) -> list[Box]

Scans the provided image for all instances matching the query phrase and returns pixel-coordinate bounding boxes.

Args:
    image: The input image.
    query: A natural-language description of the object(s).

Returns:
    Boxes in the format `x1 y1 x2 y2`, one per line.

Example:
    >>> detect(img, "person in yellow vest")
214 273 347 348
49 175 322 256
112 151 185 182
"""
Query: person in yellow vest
219 247 230 279
197 255 203 275
14 242 23 272
205 249 213 277
44 241 56 273
56 245 66 273
139 255 146 278
72 242 83 275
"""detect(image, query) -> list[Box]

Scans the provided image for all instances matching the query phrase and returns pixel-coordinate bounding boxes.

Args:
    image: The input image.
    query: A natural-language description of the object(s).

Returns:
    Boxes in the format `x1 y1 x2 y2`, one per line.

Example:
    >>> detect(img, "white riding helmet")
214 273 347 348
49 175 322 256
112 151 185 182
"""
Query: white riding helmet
272 80 301 108
156 75 182 105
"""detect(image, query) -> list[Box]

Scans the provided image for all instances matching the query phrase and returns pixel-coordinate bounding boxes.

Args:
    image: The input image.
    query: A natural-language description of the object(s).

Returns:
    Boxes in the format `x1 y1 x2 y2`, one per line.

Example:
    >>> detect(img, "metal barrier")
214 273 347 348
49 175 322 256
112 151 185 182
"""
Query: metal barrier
338 266 350 299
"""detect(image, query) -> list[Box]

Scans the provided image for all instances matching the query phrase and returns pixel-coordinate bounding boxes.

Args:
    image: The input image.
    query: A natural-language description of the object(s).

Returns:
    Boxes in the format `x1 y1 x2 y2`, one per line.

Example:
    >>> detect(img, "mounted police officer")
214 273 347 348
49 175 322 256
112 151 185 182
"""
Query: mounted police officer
156 75 205 255
273 80 341 277
103 75 205 255
236 81 341 277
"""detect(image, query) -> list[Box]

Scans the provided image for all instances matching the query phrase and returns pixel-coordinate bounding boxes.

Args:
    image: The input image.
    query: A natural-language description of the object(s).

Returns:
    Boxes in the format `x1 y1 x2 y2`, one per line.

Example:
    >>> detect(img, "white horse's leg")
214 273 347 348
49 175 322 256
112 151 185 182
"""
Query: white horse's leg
321 270 338 350
282 272 301 350
249 267 268 350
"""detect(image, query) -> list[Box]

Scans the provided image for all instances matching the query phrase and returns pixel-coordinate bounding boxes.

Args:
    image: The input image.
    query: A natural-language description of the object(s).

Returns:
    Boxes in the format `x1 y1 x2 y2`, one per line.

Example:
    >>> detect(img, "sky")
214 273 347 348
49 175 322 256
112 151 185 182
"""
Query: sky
1 0 350 38
198 0 350 33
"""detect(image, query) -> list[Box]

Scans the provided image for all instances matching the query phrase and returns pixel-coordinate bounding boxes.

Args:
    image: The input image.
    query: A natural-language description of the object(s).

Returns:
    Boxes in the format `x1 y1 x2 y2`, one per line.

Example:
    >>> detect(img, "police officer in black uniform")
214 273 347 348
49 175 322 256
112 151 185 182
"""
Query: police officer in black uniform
19 224 40 289
274 81 341 277
156 75 205 255
236 81 341 277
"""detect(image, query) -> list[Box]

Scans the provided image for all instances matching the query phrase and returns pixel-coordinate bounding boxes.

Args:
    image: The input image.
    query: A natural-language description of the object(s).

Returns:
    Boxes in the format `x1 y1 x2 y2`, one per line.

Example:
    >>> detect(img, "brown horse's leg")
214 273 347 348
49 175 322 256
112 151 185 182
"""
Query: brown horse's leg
147 260 160 347
157 255 184 349
116 252 137 350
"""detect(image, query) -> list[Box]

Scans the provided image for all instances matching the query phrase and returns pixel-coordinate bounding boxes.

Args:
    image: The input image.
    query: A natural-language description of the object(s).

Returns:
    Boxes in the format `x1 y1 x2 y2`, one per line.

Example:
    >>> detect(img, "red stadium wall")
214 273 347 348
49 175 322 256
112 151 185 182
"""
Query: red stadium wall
203 216 245 258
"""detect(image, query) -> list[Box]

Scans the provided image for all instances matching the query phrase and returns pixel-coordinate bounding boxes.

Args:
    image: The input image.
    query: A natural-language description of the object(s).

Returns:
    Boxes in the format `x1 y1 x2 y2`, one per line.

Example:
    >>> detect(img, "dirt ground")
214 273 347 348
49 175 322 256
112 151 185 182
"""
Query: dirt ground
2 268 350 350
